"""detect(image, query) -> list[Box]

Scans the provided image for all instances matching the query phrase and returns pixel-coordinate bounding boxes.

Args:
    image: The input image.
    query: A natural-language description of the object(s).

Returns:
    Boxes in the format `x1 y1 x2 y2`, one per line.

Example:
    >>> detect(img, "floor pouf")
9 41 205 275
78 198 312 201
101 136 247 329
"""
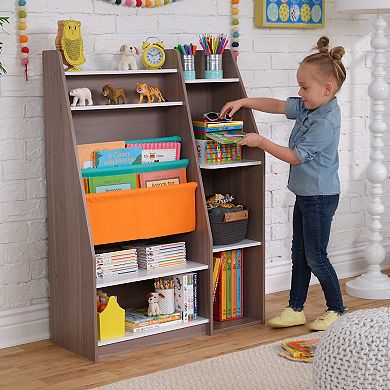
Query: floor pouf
313 307 390 390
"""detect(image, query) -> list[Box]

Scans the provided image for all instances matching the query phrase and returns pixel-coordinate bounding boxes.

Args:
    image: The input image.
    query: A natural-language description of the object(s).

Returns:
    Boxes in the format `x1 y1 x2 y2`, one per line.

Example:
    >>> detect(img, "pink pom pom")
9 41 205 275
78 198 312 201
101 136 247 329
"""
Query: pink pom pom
21 58 29 65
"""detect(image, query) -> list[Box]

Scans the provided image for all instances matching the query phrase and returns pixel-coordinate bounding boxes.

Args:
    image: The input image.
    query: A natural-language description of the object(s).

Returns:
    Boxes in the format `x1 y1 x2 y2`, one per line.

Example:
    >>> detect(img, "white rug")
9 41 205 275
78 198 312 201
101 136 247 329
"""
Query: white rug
94 333 319 390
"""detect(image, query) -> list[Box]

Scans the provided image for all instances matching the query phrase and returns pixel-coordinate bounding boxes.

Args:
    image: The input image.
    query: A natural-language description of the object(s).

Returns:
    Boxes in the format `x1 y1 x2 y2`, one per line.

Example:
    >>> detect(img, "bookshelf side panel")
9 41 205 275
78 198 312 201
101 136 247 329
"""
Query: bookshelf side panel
43 50 97 361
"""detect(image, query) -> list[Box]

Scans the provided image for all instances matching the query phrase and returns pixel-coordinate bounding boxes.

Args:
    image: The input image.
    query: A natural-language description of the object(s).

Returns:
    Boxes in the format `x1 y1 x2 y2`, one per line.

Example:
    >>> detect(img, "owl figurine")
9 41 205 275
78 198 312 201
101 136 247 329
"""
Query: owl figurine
55 20 86 71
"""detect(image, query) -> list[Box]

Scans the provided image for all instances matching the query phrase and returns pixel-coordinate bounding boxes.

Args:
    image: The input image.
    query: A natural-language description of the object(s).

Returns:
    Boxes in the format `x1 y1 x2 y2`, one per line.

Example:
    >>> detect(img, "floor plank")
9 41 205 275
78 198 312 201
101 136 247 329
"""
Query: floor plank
1 272 389 389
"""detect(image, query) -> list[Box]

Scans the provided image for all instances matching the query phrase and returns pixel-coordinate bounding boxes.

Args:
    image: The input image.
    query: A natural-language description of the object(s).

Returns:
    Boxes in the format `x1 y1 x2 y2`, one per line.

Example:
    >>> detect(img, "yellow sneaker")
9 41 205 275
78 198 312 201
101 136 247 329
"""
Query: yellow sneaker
308 310 341 331
267 307 306 328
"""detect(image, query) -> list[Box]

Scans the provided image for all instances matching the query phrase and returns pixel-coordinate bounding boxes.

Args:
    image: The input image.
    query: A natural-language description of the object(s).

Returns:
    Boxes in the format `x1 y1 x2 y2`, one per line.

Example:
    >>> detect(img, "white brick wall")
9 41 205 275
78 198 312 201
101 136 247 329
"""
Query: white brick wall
0 0 389 320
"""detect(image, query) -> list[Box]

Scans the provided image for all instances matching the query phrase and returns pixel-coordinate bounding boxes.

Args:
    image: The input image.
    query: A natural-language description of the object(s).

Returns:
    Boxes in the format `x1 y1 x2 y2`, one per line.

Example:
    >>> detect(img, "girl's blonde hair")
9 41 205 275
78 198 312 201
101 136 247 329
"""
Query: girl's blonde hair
301 36 346 89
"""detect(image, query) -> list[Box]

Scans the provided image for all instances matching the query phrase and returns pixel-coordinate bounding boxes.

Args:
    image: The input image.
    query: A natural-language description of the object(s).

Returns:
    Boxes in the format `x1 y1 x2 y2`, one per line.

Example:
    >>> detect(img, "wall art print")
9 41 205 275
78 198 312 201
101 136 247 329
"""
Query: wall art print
255 0 324 29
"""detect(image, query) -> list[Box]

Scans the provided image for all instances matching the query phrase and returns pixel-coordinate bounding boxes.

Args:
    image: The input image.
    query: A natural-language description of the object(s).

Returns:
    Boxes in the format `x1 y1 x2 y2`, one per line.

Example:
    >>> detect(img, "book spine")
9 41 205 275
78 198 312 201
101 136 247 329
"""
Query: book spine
231 249 237 319
226 251 232 319
193 272 197 320
212 255 222 303
221 252 227 320
182 274 189 322
236 249 242 318
187 274 194 322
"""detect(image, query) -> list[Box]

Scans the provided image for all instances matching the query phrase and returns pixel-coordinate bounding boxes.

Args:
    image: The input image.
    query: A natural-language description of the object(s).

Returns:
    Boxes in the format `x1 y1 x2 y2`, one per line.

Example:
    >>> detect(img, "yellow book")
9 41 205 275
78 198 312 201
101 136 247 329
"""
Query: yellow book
212 256 222 303
221 253 227 320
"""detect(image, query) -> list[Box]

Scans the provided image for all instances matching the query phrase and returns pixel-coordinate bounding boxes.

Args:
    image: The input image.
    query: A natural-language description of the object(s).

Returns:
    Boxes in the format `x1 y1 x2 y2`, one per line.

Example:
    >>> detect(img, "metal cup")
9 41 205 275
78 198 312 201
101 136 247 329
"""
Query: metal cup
204 54 223 79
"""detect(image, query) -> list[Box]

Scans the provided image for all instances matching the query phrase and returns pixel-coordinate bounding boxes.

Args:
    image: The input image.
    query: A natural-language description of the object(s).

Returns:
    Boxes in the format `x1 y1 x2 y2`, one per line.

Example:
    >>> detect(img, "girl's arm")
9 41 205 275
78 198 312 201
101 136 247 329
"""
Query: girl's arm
220 98 286 118
239 133 300 165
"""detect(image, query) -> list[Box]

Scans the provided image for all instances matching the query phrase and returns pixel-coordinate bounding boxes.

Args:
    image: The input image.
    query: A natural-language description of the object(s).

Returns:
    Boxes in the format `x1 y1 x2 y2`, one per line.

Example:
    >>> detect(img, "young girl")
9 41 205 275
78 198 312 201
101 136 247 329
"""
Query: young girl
220 36 347 331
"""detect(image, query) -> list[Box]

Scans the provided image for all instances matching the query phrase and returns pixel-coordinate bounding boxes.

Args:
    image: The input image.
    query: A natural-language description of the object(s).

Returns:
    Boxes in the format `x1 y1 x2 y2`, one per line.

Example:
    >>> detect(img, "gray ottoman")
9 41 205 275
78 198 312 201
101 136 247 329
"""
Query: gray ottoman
313 307 390 390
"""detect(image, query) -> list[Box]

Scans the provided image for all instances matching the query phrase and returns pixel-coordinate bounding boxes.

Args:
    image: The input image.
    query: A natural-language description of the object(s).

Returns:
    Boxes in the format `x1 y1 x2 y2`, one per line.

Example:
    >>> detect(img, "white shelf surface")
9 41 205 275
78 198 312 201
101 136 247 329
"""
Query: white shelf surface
98 317 209 346
96 261 208 288
65 69 178 76
213 239 262 253
200 159 262 169
71 101 183 111
185 78 239 84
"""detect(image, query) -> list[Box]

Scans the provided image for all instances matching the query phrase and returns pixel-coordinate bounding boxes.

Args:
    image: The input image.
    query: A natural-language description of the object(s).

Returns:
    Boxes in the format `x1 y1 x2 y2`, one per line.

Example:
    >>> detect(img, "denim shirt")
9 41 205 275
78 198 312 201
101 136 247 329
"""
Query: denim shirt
286 97 341 196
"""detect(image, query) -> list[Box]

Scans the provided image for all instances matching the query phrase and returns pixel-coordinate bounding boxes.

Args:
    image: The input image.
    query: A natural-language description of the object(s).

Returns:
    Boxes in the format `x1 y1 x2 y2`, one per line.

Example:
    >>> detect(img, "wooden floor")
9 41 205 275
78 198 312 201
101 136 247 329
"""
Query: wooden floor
1 272 389 390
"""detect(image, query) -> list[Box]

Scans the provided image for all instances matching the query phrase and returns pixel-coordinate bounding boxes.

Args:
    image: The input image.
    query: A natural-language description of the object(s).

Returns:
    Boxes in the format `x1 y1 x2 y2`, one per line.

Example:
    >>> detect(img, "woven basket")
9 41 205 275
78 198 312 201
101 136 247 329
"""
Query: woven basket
208 206 248 245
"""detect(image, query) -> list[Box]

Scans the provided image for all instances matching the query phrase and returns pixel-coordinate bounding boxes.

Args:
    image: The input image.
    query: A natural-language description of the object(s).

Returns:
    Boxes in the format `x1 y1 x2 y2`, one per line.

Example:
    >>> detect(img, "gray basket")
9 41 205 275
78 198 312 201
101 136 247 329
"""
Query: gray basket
208 206 248 245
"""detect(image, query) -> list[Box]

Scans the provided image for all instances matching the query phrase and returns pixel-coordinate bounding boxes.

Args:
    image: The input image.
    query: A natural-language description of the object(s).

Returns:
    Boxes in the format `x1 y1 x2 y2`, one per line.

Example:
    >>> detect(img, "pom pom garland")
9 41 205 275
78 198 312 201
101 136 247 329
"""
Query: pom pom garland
231 0 239 59
101 0 176 7
18 0 29 80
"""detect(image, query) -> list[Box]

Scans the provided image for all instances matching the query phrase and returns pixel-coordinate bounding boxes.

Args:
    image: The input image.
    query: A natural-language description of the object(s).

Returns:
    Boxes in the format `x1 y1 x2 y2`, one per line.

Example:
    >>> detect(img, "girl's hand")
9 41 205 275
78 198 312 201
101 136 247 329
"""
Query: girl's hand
238 133 263 148
219 99 244 119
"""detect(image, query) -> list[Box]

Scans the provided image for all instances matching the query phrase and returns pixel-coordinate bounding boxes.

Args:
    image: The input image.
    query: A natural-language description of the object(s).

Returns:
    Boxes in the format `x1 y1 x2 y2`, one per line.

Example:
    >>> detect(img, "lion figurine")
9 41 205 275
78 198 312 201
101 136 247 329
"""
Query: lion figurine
136 82 165 104
102 84 126 105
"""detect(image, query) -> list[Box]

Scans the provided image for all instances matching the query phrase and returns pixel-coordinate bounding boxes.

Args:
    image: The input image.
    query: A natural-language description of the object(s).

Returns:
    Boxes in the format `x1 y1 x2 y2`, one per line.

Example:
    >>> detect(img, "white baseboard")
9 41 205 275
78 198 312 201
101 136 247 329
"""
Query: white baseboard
0 303 50 349
1 245 389 349
265 244 390 294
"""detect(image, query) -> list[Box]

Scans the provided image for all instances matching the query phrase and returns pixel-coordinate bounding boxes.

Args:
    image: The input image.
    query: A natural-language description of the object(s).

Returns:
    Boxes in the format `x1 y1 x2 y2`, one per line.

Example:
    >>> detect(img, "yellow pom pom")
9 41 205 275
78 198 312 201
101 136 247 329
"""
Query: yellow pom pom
19 22 27 30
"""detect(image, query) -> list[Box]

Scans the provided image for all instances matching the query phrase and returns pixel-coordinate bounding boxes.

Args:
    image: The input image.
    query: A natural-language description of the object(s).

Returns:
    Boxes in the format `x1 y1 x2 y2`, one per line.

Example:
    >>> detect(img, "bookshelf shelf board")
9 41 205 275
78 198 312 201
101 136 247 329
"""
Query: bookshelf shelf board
213 316 260 333
185 78 239 84
98 316 210 346
70 102 183 111
65 69 178 76
96 261 209 288
200 160 262 169
212 239 262 253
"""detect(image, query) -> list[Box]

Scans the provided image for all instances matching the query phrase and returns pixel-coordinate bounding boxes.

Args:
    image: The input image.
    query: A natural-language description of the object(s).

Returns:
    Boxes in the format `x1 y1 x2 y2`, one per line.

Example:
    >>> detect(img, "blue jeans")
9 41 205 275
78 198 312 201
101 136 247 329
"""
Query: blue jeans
288 195 345 314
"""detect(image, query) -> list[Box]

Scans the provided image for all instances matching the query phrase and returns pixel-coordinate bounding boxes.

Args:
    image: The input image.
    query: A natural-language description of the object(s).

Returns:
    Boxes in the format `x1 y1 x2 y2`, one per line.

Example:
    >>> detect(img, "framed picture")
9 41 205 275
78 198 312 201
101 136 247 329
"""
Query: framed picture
255 0 325 29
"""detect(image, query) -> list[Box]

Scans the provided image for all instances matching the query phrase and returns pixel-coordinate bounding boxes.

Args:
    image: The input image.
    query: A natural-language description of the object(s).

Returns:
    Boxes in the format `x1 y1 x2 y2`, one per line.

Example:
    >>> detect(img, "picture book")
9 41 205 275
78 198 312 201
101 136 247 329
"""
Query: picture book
205 131 247 145
231 250 237 318
236 249 242 318
221 253 227 320
94 147 142 168
77 140 125 169
87 173 138 193
285 339 320 355
192 120 244 133
125 307 181 328
279 350 313 363
139 167 187 188
125 138 181 163
212 255 222 303
193 272 198 320
226 251 232 319
281 341 315 358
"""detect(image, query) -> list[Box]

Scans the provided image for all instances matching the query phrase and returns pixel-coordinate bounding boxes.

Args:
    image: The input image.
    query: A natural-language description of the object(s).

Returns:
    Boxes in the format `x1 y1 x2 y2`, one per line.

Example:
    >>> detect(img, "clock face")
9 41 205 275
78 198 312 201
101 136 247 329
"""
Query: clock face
146 47 163 66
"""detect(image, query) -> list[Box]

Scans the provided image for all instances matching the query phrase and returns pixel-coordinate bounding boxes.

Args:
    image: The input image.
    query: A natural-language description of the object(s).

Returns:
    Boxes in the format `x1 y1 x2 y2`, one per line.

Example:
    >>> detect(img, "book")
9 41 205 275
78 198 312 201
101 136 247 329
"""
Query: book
77 141 125 169
125 307 181 328
236 249 242 318
231 250 237 318
94 147 142 168
281 341 317 358
193 272 197 320
87 173 138 193
212 255 222 303
226 251 232 319
285 339 320 355
126 319 183 333
279 350 313 363
192 120 244 133
125 139 181 163
139 168 187 188
221 252 227 320
205 131 247 145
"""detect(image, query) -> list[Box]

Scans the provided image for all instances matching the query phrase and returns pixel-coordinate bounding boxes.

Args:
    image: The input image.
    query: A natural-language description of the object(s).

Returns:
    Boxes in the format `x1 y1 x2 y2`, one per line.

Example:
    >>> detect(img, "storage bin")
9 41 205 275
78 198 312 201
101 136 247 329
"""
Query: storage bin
208 206 248 245
97 295 125 341
86 182 197 245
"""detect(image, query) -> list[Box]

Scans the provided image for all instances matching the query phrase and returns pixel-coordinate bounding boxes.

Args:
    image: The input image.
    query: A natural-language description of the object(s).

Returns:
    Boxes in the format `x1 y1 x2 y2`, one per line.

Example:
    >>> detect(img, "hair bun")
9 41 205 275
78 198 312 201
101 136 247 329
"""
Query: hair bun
317 36 329 53
329 46 345 62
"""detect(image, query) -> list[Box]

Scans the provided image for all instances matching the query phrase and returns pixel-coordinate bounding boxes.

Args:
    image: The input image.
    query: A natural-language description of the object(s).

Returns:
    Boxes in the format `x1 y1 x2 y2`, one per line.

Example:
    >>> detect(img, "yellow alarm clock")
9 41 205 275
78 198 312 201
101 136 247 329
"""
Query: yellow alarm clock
141 37 166 70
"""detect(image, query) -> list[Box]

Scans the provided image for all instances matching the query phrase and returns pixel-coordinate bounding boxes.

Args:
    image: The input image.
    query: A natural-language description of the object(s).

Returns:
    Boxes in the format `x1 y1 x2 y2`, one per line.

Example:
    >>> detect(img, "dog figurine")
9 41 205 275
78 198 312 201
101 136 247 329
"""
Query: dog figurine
118 45 139 71
69 87 93 106
147 292 165 316
102 84 126 105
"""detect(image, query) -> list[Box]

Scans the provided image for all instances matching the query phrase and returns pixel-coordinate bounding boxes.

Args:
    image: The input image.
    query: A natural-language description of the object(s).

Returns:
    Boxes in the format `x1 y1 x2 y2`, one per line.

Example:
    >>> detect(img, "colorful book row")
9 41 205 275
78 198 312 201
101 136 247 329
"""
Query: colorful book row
213 249 243 321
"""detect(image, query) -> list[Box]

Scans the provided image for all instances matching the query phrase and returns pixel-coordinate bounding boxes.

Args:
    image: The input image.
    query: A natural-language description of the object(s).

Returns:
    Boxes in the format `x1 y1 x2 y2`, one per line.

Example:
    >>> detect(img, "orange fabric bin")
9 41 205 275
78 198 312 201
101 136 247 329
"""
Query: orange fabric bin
86 182 197 245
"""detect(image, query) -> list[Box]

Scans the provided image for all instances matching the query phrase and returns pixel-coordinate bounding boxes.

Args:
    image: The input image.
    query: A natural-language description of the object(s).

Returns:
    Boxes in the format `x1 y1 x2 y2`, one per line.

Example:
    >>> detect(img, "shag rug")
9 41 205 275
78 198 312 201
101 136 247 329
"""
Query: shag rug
94 333 319 390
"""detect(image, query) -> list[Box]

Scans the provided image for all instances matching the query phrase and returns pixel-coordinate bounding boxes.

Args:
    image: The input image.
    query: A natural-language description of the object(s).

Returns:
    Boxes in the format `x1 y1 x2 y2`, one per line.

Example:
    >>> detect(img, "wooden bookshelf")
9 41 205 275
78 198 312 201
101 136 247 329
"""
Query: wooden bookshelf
43 48 264 361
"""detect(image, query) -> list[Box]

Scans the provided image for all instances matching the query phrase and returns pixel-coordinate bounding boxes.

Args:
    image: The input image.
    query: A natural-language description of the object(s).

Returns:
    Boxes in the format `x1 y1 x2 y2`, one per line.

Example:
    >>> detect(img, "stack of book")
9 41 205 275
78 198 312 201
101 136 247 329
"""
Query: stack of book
136 242 187 270
125 307 182 333
280 338 320 362
95 248 138 279
213 249 243 321
173 272 197 322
